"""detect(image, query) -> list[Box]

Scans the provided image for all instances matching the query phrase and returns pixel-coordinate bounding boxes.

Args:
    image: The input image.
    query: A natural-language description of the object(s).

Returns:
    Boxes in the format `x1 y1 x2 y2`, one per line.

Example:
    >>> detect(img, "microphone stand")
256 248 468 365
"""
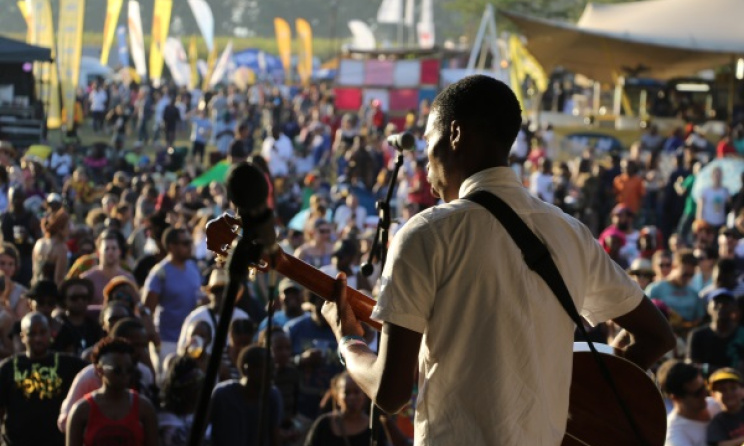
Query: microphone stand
187 235 264 446
361 151 405 446
257 263 277 446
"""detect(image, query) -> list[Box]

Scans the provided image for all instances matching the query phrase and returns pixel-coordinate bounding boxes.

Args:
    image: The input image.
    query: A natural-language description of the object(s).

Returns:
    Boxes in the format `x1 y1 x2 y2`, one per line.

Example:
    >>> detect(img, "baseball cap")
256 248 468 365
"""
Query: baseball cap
709 367 743 388
46 193 62 204
279 278 302 293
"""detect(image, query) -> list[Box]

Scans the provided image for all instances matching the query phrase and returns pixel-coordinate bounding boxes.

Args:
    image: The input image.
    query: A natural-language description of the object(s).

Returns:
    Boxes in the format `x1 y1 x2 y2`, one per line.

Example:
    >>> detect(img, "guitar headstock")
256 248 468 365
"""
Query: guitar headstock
204 213 271 272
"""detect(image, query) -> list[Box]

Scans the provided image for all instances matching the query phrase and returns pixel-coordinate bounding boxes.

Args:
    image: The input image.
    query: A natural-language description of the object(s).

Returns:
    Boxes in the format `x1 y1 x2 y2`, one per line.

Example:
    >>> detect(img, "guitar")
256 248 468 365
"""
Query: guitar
206 213 667 446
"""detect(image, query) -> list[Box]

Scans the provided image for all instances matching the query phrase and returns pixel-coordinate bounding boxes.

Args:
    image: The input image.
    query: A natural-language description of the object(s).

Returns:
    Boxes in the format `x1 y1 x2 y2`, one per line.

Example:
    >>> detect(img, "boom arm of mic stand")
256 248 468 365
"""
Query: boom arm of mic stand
188 236 263 446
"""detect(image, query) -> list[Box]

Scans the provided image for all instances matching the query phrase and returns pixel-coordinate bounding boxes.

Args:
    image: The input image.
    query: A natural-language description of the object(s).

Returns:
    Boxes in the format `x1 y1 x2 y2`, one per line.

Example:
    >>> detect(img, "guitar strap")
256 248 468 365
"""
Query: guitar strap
463 190 650 446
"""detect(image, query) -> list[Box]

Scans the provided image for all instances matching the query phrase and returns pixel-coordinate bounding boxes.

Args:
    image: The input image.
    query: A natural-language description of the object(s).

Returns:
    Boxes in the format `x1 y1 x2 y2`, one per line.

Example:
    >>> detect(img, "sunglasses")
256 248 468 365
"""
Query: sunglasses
101 365 135 376
178 240 193 246
658 263 672 268
317 228 331 234
111 290 134 303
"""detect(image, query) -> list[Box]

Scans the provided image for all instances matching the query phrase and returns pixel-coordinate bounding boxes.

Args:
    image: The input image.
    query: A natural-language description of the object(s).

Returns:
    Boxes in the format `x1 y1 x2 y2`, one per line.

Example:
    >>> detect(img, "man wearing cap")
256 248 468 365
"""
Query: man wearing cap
707 368 744 445
257 278 306 335
176 268 249 357
687 289 744 374
627 258 656 290
599 204 640 265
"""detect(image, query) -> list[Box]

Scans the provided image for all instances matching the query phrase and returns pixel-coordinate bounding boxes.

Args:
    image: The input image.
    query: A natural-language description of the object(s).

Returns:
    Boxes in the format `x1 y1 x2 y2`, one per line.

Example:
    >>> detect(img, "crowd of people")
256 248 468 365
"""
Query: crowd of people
0 72 740 445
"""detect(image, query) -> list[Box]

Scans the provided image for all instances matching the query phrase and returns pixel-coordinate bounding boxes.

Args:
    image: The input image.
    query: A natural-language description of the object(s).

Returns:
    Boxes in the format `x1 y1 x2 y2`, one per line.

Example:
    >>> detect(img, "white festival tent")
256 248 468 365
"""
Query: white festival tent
502 0 744 83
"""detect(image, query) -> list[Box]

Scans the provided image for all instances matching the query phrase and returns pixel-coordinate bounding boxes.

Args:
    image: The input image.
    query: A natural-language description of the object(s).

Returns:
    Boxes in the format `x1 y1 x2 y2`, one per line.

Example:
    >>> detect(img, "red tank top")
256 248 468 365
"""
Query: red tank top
83 390 145 446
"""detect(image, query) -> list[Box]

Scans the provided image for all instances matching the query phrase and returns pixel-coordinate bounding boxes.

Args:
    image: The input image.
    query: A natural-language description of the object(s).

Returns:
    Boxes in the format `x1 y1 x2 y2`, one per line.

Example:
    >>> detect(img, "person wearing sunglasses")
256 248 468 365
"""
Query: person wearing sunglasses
646 249 705 335
52 278 103 356
66 337 158 446
142 227 203 380
658 359 719 446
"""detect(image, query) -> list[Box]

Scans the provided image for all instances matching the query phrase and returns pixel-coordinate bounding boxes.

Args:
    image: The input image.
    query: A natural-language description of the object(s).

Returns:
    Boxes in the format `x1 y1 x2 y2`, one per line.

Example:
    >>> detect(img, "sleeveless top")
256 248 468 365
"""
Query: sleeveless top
83 390 144 446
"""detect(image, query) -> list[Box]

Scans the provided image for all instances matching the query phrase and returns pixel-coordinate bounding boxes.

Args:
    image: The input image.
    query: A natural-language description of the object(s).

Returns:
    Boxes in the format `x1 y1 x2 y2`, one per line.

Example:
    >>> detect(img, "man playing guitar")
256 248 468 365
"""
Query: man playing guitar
321 75 676 445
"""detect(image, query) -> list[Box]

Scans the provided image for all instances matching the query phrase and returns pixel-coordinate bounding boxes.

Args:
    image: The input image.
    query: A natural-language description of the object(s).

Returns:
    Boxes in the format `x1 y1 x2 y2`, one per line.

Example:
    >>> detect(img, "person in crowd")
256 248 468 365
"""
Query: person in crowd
189 108 213 166
706 368 744 445
295 218 335 269
696 167 730 232
158 355 205 446
691 247 718 294
0 243 30 321
627 258 656 290
656 359 718 446
653 250 674 281
58 317 154 431
227 318 256 379
262 124 295 178
11 280 63 352
700 259 744 302
599 204 641 265
32 206 70 286
614 159 645 216
103 275 157 343
0 312 86 445
52 278 103 355
258 278 307 335
529 157 554 204
646 249 705 333
176 268 249 355
687 289 744 373
305 371 406 446
210 345 283 446
66 337 158 446
80 230 136 305
320 75 673 444
319 238 371 292
333 193 367 234
1 187 42 286
143 227 202 377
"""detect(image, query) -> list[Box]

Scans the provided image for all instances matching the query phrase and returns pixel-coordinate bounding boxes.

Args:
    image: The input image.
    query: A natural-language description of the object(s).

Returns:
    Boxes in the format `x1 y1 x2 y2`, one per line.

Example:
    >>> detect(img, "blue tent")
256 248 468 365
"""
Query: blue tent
232 49 284 81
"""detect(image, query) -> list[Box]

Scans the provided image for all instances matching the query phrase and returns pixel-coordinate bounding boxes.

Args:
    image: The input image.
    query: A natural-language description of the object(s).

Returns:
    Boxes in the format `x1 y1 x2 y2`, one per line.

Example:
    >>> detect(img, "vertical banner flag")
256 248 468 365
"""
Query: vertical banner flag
273 18 292 84
202 46 218 91
377 0 402 24
29 0 62 129
101 0 123 66
128 0 147 79
163 37 191 87
209 40 233 88
417 0 435 49
149 0 173 86
189 35 199 89
187 0 214 52
348 20 377 50
404 0 414 27
295 18 313 86
116 25 130 67
17 2 33 42
58 0 85 129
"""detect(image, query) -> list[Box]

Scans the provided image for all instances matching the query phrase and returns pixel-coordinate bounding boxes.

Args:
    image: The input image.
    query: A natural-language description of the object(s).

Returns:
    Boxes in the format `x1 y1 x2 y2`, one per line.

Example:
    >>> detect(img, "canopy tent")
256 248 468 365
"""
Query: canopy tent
501 0 744 83
0 35 52 63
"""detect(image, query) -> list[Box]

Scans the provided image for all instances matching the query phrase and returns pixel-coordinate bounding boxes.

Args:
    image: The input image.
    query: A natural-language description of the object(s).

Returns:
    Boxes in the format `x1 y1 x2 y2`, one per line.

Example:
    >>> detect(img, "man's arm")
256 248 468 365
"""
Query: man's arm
322 273 421 414
610 296 676 370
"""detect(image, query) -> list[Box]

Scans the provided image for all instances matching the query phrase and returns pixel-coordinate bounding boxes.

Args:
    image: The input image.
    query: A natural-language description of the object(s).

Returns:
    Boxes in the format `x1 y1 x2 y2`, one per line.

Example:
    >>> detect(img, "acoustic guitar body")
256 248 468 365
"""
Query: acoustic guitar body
562 352 666 446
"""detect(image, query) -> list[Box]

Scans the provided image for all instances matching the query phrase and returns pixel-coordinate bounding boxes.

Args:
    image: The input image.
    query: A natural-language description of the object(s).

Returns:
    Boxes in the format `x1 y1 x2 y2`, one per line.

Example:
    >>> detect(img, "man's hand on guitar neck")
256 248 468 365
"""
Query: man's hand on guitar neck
322 273 365 339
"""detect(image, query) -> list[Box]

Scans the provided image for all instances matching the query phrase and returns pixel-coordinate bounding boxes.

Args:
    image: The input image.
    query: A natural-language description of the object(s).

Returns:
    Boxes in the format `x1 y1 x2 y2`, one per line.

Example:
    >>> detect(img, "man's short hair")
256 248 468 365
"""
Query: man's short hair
657 359 700 398
674 249 698 268
431 75 522 152
162 226 185 249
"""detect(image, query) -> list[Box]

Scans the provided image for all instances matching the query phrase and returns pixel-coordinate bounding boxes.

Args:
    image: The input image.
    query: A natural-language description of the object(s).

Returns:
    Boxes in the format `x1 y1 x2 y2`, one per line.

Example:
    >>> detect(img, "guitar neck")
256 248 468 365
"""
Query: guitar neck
271 250 382 331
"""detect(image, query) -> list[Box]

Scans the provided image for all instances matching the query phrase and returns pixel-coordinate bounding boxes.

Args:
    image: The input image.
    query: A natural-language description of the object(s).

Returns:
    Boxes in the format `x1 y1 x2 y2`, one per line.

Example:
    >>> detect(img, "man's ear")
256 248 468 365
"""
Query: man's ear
449 120 461 150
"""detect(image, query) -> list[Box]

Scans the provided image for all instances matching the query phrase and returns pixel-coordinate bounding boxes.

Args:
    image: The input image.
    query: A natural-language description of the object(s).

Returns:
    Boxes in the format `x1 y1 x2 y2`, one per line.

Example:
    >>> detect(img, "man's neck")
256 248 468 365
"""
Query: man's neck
100 264 120 275
25 350 49 361
676 405 710 422
168 255 185 267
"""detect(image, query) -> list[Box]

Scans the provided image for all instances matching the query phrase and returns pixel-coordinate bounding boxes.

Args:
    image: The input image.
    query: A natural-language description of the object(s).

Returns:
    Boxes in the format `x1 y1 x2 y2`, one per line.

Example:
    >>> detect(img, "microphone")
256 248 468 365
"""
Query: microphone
226 162 277 248
387 132 416 151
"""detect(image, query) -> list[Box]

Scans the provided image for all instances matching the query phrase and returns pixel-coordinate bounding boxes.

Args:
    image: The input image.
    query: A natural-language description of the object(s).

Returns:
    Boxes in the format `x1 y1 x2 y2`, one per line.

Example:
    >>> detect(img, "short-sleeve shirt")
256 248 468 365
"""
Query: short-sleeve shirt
143 259 202 342
0 353 85 445
707 409 744 445
370 167 644 445
646 280 706 322
210 381 282 446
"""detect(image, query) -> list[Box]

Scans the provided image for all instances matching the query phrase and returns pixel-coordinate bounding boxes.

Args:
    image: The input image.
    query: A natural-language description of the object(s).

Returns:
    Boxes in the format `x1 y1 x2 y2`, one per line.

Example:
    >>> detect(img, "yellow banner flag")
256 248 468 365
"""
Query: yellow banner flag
274 17 292 84
58 0 85 130
295 18 313 86
17 2 33 42
149 0 172 85
29 0 62 129
202 46 217 91
189 35 198 90
101 0 123 66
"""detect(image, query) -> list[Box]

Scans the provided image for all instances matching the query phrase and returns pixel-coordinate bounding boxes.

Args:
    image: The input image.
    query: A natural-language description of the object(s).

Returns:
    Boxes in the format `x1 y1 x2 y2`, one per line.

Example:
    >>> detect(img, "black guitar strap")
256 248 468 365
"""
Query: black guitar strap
463 190 649 446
